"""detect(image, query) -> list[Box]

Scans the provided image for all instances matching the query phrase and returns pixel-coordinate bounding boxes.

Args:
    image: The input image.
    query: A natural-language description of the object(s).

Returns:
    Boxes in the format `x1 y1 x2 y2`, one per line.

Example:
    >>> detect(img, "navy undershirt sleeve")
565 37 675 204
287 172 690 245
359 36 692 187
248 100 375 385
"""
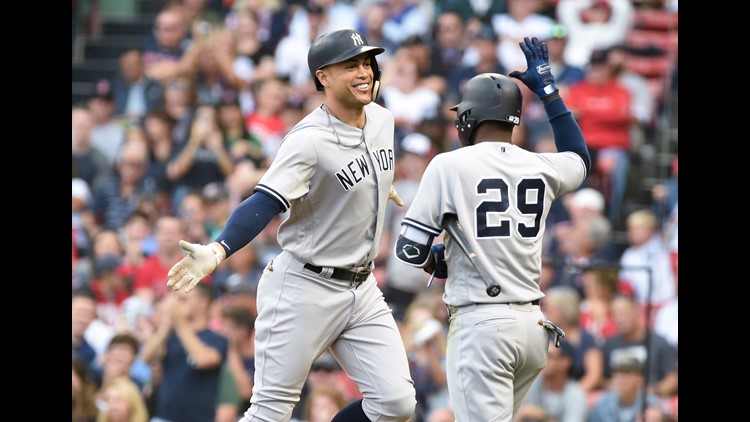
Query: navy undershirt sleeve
544 95 592 174
214 190 283 259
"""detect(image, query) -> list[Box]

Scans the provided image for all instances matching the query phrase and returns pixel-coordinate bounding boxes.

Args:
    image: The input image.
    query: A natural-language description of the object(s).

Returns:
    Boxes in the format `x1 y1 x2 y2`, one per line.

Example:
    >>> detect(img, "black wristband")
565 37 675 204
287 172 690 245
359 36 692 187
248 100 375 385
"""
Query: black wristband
541 92 561 105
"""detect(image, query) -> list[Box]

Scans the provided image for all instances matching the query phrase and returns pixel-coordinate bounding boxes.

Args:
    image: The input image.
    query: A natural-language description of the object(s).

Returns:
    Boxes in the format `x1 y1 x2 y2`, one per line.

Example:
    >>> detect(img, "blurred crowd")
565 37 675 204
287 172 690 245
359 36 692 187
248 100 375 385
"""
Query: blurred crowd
72 0 678 421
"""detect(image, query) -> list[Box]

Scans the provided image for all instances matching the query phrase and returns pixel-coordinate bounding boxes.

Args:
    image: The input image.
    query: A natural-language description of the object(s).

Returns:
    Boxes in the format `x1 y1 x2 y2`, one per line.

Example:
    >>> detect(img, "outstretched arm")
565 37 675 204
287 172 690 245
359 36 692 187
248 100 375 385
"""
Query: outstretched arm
167 190 283 293
510 37 591 174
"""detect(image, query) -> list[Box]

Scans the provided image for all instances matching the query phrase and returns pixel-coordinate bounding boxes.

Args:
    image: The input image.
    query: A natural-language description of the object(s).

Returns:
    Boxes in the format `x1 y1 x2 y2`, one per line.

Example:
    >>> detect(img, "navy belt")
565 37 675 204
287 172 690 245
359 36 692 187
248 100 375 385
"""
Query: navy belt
304 263 371 283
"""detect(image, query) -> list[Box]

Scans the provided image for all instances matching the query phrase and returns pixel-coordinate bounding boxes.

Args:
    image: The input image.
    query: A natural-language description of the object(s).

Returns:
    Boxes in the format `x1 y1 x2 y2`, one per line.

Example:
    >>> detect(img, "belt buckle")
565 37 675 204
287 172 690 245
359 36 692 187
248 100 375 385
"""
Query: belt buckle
353 267 370 283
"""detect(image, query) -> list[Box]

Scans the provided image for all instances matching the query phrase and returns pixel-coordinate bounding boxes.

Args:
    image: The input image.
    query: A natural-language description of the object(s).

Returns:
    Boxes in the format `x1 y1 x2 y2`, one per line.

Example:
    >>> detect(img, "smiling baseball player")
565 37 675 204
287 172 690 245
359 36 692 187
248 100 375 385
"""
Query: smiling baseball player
166 28 416 422
394 37 591 421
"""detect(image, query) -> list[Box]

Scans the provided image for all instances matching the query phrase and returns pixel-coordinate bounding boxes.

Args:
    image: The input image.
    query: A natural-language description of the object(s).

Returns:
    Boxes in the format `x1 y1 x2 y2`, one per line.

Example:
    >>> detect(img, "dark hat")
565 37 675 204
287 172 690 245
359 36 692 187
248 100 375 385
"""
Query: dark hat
589 48 609 65
203 182 228 203
611 352 645 373
305 0 325 15
401 34 427 47
94 254 122 275
92 78 113 101
473 25 497 42
311 350 341 372
224 274 257 295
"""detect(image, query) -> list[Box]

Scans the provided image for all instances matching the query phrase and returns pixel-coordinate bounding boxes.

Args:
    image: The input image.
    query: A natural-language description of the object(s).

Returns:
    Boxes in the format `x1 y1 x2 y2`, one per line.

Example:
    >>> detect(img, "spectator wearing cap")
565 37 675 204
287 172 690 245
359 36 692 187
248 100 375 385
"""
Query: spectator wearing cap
557 0 635 68
589 352 666 422
202 181 231 241
111 48 164 122
434 0 507 34
601 294 678 398
379 132 436 321
517 340 589 422
566 48 634 227
391 34 449 96
292 351 361 421
445 24 507 121
88 79 127 166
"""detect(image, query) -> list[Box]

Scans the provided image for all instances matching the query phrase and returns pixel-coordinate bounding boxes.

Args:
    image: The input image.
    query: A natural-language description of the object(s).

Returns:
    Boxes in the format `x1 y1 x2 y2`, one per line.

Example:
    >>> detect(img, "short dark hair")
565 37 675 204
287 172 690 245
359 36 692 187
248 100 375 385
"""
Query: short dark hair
107 333 139 354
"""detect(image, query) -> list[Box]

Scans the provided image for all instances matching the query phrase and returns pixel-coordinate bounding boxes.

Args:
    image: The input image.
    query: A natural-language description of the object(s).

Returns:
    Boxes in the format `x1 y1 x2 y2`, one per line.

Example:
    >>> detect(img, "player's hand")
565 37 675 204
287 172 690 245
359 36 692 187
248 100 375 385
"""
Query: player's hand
509 37 558 99
431 243 448 279
167 240 225 293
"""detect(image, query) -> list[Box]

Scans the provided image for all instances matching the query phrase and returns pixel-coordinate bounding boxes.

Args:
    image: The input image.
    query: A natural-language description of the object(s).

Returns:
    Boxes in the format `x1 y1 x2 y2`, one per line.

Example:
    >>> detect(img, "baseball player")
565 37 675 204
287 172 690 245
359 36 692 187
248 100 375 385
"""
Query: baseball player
394 37 592 421
166 28 416 422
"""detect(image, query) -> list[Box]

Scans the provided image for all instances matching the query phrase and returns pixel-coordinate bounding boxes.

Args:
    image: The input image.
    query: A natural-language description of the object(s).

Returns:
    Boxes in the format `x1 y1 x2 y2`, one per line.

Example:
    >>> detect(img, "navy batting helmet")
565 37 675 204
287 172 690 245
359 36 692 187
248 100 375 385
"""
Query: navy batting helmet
307 28 385 98
450 73 522 146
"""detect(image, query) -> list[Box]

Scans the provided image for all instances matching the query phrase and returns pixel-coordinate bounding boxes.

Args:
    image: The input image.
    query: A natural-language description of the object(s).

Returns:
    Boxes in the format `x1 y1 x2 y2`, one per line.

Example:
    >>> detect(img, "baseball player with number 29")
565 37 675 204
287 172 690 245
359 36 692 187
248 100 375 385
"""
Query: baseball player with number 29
395 37 592 421
166 28 416 422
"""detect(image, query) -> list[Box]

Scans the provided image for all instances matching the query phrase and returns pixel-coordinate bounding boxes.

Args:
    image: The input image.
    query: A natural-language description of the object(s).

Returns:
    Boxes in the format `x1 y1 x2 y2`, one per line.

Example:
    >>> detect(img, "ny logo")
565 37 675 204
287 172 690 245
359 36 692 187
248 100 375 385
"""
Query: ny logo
351 33 364 46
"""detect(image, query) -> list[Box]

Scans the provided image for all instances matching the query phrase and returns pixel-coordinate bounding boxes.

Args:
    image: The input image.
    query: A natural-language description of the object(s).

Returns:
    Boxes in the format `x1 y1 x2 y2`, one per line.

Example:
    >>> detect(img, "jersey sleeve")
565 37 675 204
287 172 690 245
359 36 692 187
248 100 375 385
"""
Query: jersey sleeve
401 154 451 236
254 130 317 211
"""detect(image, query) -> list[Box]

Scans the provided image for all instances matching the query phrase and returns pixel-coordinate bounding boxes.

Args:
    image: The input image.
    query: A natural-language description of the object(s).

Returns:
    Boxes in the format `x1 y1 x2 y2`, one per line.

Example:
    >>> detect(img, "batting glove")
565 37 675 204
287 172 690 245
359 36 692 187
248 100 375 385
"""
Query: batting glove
509 37 558 99
431 243 448 279
167 240 225 293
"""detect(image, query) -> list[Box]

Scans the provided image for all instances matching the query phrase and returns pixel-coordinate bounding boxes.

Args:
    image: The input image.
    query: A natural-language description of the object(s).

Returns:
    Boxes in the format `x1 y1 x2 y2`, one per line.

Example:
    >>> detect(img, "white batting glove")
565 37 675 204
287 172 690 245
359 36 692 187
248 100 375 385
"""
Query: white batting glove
167 240 225 293
389 185 405 207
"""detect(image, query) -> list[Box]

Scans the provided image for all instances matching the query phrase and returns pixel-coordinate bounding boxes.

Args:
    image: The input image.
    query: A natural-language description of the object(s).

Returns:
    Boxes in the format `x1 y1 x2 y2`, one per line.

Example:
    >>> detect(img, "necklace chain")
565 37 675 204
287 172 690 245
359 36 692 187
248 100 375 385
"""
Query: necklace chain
321 103 365 149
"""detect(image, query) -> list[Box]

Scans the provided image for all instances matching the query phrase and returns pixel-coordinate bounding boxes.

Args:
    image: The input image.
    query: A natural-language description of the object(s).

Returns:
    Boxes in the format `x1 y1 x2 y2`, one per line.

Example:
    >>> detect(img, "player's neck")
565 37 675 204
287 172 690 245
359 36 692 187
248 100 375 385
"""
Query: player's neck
322 102 365 129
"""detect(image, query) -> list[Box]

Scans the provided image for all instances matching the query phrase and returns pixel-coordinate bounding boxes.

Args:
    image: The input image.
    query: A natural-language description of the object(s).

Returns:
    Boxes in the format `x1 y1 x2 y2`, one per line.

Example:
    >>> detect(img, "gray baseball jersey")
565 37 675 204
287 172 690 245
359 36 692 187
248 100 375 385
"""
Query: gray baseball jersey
244 101 415 422
255 102 396 269
401 141 586 421
402 141 586 307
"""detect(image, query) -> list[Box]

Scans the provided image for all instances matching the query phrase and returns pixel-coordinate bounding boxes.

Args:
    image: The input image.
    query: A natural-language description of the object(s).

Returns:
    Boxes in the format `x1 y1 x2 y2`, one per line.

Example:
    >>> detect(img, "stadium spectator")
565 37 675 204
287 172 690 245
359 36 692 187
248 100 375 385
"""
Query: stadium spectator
445 24 507 120
301 384 350 422
556 0 635 68
516 341 589 422
140 283 229 422
132 215 192 304
142 109 177 205
88 79 127 166
216 93 266 167
162 74 198 147
88 141 158 231
355 0 398 67
73 356 100 422
243 77 290 162
541 286 604 394
111 48 164 121
566 49 633 226
601 294 678 398
73 289 100 371
95 376 150 422
381 0 432 46
166 103 235 212
73 104 114 192
490 0 555 72
221 305 256 411
379 49 442 144
142 3 193 82
618 209 676 309
589 352 665 422
579 266 620 345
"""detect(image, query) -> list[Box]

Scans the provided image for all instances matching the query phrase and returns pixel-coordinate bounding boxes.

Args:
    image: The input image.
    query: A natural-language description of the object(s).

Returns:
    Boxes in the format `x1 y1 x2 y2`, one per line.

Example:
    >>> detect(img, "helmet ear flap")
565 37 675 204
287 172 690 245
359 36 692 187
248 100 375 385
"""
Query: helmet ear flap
455 111 476 147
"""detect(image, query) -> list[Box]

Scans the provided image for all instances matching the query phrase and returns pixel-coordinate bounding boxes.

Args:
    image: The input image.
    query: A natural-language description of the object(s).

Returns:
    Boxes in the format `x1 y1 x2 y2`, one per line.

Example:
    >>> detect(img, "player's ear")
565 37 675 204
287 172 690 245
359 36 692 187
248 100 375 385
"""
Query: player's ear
316 69 328 89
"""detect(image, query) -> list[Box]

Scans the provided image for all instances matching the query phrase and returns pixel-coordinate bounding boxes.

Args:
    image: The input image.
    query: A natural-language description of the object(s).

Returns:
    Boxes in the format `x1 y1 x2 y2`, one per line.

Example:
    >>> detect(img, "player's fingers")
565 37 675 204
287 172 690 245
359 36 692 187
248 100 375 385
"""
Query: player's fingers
167 260 185 279
184 278 201 294
171 273 192 291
